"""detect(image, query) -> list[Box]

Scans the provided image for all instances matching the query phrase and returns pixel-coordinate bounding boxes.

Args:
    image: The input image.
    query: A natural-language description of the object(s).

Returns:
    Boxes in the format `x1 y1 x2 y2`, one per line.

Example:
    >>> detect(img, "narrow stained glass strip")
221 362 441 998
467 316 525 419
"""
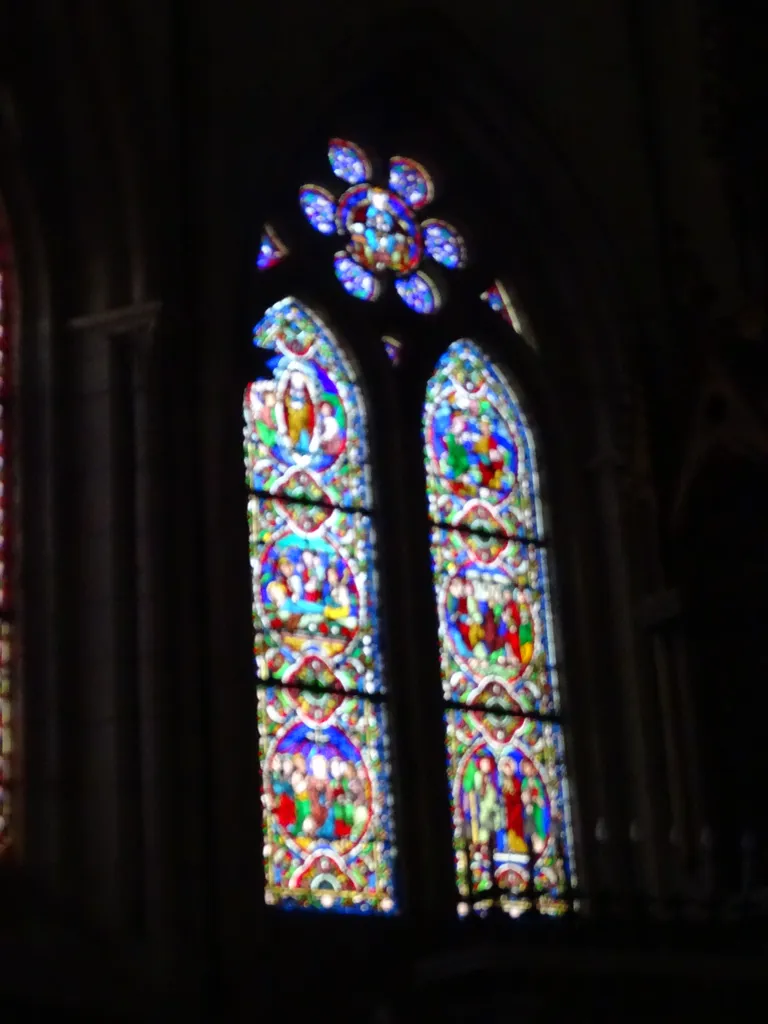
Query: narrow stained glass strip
423 338 542 538
0 622 10 853
328 138 371 186
245 296 397 914
0 246 11 855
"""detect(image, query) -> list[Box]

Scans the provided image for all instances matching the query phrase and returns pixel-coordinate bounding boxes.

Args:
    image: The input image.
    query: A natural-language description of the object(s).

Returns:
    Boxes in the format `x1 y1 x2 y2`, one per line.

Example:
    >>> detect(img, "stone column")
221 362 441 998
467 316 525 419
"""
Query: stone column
588 443 663 897
635 587 704 891
67 302 173 954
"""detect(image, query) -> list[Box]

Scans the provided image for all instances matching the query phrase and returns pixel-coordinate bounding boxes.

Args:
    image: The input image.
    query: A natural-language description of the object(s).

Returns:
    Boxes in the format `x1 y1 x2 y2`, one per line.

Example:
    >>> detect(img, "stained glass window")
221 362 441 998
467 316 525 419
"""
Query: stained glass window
424 339 575 917
0 217 13 855
243 297 397 914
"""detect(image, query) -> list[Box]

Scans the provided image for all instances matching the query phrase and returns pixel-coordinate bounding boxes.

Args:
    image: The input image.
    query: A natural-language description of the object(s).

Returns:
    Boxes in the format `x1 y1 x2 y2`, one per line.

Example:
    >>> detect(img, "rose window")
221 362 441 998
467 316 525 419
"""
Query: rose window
298 139 467 314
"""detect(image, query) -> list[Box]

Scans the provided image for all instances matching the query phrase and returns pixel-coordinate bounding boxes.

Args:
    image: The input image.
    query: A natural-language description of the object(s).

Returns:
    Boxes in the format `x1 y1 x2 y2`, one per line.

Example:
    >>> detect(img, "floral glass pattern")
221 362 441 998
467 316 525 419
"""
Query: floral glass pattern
243 296 397 914
424 339 575 917
299 139 466 314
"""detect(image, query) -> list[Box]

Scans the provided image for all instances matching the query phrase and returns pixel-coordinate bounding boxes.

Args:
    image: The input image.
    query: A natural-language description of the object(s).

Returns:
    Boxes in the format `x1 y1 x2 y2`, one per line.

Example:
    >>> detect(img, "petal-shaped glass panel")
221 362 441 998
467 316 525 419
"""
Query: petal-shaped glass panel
394 271 441 314
422 219 467 270
299 184 338 236
388 156 434 210
256 223 288 270
382 336 402 367
328 138 371 185
334 253 380 302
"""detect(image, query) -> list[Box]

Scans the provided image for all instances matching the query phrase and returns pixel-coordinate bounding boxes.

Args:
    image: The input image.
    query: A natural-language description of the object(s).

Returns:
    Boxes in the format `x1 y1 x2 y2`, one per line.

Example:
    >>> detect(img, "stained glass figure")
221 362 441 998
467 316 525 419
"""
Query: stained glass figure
257 224 289 271
244 296 397 914
382 336 402 367
0 227 13 856
424 339 575 917
299 140 464 312
480 280 524 335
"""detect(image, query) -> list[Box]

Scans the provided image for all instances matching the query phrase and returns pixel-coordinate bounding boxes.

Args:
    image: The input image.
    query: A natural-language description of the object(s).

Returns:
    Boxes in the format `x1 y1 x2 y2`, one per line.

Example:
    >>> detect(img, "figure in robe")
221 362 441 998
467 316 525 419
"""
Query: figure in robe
521 759 547 852
253 386 278 448
318 401 344 456
462 754 502 848
308 754 335 841
499 757 527 853
474 418 505 490
291 756 311 838
445 415 470 479
518 603 534 665
274 555 314 620
465 583 486 653
330 759 354 841
324 566 353 624
284 371 315 452
273 755 297 830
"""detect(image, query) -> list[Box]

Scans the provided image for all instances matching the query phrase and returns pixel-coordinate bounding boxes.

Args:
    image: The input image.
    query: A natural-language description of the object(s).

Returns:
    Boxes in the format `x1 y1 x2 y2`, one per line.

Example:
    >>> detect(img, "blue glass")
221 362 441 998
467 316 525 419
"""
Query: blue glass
328 138 371 185
423 219 466 270
334 253 379 302
388 156 434 209
299 185 338 236
394 271 441 314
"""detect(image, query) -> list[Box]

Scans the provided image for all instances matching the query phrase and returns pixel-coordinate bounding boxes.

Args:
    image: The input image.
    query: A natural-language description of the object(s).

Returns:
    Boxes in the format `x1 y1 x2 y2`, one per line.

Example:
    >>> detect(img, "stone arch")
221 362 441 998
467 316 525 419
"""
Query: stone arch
243 12 657 889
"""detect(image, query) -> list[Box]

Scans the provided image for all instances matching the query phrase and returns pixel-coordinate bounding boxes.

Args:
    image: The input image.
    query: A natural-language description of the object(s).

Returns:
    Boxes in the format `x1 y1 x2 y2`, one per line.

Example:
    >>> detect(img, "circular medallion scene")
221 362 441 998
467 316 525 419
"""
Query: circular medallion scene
267 720 374 855
443 568 534 677
337 185 422 275
260 535 361 658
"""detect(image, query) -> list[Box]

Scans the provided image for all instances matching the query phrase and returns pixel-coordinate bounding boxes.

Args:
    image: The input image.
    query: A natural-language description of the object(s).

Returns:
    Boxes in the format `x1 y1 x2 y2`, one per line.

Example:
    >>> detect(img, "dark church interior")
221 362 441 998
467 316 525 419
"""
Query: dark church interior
1 0 767 1019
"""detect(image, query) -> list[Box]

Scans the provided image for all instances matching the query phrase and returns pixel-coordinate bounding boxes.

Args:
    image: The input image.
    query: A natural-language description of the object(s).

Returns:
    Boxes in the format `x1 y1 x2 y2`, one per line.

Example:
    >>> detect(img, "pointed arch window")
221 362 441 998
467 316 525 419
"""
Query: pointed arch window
246 137 576 918
243 298 397 914
424 341 574 915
